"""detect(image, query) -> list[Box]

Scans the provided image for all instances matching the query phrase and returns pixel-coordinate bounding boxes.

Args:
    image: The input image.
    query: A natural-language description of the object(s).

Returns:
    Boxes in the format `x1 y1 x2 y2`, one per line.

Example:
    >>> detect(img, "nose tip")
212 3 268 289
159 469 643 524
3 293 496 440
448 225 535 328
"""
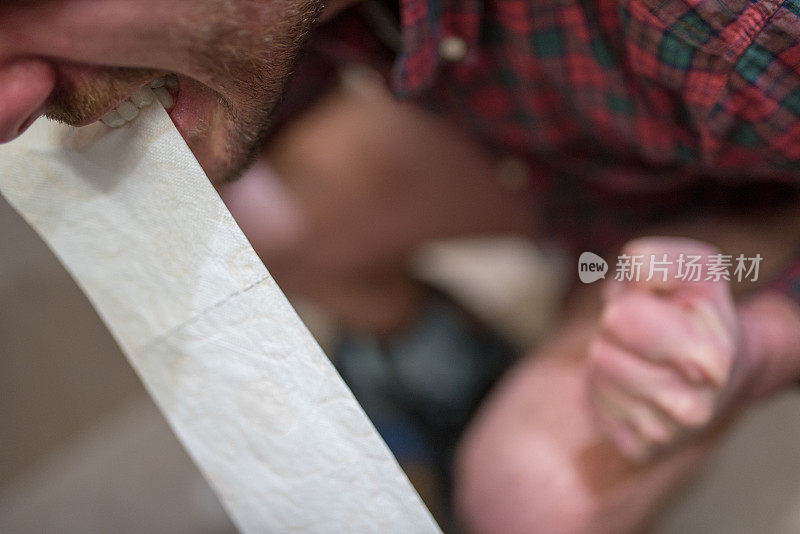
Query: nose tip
0 59 55 144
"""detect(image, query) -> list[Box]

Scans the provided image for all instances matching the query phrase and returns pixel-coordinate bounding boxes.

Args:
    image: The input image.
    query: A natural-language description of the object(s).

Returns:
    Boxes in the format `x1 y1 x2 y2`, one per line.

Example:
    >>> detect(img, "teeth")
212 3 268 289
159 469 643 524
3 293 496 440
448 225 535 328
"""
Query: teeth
100 110 126 128
100 76 177 129
153 87 175 110
130 87 155 108
116 100 139 121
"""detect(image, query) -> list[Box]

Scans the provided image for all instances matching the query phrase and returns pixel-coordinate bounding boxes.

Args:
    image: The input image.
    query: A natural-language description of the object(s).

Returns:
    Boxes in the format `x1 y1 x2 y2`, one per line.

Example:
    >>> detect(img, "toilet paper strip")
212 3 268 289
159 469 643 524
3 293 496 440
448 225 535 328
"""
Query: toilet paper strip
0 104 440 534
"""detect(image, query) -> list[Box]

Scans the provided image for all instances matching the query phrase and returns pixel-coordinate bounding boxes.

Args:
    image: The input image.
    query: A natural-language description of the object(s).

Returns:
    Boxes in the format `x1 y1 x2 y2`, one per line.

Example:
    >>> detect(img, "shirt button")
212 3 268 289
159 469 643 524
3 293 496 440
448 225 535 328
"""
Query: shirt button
438 36 468 62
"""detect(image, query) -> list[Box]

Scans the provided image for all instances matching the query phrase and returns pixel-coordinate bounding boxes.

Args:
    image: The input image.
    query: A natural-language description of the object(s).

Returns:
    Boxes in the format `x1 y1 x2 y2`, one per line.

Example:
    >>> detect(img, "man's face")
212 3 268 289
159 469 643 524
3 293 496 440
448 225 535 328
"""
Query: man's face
0 0 325 183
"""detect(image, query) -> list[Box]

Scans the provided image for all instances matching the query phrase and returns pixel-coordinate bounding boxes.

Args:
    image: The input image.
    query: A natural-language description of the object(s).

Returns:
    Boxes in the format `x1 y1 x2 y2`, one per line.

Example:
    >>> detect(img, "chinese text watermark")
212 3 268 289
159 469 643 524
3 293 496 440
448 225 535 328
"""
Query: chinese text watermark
578 252 763 284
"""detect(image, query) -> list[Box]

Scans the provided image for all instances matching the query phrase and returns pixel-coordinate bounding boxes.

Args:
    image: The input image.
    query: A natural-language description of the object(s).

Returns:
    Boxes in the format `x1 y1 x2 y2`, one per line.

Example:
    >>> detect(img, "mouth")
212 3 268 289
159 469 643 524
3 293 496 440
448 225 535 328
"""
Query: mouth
65 71 227 180
94 74 179 128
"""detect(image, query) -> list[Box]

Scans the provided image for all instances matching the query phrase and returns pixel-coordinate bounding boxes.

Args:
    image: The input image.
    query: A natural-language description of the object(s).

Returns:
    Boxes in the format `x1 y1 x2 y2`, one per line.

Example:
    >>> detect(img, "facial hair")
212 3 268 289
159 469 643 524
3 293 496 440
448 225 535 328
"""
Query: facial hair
45 0 325 183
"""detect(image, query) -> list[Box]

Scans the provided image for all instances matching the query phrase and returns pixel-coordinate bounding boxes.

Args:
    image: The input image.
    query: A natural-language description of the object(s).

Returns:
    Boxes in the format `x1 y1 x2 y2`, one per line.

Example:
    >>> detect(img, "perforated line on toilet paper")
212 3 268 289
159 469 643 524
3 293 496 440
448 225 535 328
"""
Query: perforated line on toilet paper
0 104 440 534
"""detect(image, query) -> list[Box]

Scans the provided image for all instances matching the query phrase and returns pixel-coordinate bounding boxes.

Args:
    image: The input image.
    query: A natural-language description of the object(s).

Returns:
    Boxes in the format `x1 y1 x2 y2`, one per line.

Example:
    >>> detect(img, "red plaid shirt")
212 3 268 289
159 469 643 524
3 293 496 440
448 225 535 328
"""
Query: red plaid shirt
294 0 800 301
393 0 800 301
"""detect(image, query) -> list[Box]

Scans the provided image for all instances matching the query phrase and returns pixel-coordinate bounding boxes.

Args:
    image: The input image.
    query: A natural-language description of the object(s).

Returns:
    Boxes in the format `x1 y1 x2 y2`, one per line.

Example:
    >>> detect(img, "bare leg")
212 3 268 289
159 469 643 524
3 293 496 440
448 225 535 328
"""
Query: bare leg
220 82 539 335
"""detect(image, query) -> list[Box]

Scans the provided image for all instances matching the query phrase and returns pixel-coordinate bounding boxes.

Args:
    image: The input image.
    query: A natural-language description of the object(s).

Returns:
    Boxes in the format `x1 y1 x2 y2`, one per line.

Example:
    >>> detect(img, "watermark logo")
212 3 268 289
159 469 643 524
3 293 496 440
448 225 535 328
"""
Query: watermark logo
578 251 609 284
578 252 763 284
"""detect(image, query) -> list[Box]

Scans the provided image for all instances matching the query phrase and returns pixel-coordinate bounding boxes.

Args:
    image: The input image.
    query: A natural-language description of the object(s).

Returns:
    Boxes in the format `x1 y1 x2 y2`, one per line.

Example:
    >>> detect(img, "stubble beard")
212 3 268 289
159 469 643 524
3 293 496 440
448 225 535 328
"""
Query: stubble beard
45 0 326 183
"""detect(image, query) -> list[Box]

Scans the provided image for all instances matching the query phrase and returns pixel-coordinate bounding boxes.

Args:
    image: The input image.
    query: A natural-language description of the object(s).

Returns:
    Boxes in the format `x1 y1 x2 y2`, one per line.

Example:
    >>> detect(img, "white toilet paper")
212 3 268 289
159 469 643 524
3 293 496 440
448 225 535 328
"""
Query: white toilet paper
0 104 440 533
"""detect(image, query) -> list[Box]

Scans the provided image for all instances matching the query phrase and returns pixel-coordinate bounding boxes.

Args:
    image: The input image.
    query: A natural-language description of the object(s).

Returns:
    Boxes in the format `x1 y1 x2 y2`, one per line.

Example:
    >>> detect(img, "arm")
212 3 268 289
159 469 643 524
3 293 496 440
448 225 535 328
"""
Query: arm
587 238 800 461
751 257 800 399
454 237 800 534
737 289 800 401
453 319 724 534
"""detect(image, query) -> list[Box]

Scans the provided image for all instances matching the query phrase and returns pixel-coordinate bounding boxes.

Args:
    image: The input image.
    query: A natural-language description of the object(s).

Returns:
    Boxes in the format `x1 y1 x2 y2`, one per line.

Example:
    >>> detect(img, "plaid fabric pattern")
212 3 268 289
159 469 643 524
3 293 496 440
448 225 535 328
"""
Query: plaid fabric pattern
389 0 800 303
